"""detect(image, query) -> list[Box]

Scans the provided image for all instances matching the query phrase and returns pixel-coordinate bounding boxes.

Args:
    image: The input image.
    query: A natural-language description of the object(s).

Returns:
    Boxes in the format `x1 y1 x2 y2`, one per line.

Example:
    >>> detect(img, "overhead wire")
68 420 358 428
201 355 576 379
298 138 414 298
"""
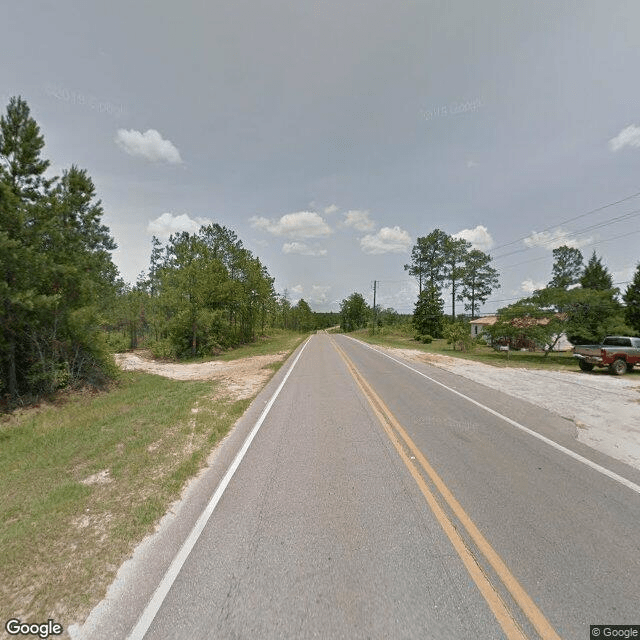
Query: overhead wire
488 189 640 253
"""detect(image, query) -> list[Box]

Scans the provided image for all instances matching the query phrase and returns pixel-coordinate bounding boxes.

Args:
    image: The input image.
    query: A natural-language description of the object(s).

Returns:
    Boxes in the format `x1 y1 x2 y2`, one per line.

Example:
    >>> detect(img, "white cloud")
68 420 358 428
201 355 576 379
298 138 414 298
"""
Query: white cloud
612 266 634 283
609 124 640 151
360 226 412 254
342 209 376 231
115 128 183 164
310 285 331 303
324 204 339 215
523 228 592 250
466 159 478 168
147 212 210 240
250 211 332 240
290 284 304 294
453 225 493 251
282 241 328 256
521 279 546 294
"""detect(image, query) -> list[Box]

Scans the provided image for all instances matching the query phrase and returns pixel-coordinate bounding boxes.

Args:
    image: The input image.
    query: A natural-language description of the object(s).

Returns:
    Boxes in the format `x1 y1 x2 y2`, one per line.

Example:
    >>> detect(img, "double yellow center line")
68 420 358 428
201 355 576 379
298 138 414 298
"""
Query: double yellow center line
331 338 561 640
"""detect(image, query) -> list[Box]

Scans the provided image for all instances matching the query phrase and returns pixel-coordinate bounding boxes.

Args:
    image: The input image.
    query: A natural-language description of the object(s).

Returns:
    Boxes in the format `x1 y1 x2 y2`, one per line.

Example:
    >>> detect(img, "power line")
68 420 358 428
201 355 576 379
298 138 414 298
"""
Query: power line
492 208 640 261
498 228 640 270
489 189 640 253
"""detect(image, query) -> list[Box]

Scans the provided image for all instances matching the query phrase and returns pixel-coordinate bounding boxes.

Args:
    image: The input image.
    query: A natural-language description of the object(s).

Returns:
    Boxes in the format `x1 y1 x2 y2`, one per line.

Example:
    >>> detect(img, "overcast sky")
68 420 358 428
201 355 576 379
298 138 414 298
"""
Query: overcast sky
3 0 640 313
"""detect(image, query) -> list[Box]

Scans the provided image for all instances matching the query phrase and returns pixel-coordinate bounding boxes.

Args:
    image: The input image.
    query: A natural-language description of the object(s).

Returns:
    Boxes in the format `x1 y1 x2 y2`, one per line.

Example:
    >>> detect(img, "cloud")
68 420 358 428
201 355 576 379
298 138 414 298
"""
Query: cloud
282 241 327 256
523 228 592 250
612 266 634 283
360 226 412 254
115 129 183 163
466 159 478 168
147 212 210 240
310 285 331 303
324 204 339 215
521 279 546 294
342 209 376 231
453 225 493 251
609 125 640 151
250 211 332 240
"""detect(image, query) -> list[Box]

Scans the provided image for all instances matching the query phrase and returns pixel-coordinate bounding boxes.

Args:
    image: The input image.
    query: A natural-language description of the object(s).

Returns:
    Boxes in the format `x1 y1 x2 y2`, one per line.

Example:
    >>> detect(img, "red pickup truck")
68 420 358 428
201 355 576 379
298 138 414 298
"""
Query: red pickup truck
573 336 640 375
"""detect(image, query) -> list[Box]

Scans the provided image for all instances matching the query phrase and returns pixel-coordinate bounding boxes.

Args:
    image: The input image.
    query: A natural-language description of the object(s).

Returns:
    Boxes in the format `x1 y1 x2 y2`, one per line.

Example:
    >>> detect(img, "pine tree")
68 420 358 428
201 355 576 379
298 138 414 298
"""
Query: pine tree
459 249 499 318
443 236 472 319
623 263 640 334
413 285 444 338
548 245 583 289
580 251 613 290
404 229 449 295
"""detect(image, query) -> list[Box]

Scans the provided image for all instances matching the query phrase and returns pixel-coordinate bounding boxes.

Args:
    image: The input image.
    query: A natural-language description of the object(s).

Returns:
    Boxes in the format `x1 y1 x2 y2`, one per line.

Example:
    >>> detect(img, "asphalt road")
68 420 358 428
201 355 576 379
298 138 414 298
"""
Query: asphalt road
77 333 640 640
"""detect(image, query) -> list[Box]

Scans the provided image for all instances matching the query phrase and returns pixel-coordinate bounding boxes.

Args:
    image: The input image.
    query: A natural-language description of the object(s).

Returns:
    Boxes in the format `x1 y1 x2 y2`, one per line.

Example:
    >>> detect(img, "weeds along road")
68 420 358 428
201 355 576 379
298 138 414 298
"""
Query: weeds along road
80 333 640 640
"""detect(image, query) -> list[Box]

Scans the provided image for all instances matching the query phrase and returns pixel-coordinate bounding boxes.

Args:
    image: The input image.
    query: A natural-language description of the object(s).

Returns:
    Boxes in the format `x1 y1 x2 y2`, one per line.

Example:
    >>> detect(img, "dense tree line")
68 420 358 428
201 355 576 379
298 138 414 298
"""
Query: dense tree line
110 237 344 358
1 97 118 400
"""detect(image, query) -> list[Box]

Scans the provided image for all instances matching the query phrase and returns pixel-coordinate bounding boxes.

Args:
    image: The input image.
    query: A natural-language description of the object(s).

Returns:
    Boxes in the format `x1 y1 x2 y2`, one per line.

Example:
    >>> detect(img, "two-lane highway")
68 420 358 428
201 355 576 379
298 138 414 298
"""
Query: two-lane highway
80 333 640 639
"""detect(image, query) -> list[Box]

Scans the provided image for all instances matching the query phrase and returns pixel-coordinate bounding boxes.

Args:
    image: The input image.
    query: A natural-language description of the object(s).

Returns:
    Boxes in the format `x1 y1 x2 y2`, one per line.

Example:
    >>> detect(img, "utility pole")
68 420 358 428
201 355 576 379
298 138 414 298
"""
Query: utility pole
372 280 377 334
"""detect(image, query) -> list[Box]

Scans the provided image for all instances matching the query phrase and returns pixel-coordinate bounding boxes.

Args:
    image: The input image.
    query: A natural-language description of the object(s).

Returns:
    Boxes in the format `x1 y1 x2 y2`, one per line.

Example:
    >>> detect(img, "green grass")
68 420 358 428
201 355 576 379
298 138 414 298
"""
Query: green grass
212 329 308 361
352 327 578 371
0 331 302 635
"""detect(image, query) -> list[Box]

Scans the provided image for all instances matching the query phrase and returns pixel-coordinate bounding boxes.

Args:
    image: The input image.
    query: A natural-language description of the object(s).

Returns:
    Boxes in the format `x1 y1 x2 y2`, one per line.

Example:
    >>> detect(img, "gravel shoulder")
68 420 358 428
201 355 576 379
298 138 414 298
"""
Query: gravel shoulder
374 346 640 471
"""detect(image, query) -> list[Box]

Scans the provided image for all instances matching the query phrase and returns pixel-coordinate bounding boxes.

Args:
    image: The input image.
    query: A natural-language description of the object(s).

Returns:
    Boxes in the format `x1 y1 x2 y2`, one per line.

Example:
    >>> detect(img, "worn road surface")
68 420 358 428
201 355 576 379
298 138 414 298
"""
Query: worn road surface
76 333 640 640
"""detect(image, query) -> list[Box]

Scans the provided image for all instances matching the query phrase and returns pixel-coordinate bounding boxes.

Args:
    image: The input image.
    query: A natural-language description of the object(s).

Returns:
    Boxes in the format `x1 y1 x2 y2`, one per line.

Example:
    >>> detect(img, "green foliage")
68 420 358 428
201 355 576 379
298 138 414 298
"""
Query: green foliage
623 263 640 334
483 300 565 354
412 285 444 338
406 228 499 320
548 245 583 289
458 249 500 318
0 97 119 402
580 251 614 290
404 229 449 294
443 321 474 351
340 292 370 332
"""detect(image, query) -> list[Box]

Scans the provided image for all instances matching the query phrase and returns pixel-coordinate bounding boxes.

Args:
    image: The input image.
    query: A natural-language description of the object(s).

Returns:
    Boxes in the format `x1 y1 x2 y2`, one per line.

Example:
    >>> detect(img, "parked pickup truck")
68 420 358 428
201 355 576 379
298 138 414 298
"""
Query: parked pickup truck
573 336 640 375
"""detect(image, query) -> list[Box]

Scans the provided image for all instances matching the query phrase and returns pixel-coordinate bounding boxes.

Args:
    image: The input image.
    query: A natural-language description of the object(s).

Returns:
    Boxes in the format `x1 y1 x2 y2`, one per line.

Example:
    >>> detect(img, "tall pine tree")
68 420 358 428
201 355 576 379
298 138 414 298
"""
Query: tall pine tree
580 251 613 290
623 263 640 335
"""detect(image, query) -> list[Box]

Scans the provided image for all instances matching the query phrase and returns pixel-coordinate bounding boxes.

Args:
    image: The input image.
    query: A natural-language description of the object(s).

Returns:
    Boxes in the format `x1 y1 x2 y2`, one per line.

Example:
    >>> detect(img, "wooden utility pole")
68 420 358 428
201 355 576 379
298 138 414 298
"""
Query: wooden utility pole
372 280 377 333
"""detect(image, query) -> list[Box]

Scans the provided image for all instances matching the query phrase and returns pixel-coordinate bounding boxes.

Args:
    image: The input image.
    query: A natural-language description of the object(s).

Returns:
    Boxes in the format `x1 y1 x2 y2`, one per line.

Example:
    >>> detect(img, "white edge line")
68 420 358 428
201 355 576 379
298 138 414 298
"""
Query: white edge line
347 336 640 497
127 337 312 640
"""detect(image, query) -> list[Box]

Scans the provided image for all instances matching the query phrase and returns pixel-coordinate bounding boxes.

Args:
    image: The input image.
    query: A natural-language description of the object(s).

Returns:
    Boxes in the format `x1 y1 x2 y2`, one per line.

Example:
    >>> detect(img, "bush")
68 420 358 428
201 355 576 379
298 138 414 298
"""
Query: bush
420 335 433 344
443 322 474 351
150 338 178 360
103 331 130 353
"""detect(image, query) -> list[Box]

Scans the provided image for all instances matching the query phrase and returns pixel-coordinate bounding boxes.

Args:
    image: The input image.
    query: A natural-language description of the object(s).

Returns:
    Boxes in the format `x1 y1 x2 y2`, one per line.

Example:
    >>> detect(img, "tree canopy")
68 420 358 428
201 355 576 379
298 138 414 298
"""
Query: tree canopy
623 263 640 335
548 245 583 289
1 97 118 400
406 229 499 320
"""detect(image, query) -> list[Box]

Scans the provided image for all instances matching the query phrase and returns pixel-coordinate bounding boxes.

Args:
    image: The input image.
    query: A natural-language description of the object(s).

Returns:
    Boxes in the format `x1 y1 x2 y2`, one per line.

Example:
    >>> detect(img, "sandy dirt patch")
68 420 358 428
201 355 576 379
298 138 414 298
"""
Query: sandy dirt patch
114 350 287 401
376 346 640 471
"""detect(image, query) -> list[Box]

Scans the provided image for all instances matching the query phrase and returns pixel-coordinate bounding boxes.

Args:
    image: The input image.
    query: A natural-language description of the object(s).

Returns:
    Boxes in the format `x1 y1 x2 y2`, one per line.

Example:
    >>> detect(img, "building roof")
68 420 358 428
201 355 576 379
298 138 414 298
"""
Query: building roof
469 316 498 325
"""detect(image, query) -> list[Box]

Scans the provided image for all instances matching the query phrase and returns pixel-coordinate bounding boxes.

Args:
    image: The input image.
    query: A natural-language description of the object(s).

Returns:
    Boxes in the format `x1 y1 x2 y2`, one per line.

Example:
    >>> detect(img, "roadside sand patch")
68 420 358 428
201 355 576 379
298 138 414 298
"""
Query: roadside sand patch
375 346 640 471
114 351 288 401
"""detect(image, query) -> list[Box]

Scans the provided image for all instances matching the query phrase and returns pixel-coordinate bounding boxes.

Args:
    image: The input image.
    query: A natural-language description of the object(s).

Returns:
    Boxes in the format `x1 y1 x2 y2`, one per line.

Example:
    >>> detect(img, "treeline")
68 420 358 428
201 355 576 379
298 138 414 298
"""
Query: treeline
338 230 639 351
110 231 340 358
404 228 499 321
1 97 119 400
0 96 334 405
485 247 640 349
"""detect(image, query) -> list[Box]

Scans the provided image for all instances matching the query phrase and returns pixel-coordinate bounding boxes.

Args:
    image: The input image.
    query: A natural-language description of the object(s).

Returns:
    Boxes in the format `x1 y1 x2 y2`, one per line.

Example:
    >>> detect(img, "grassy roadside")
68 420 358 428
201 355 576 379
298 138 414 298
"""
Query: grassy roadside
0 330 306 637
351 327 579 372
